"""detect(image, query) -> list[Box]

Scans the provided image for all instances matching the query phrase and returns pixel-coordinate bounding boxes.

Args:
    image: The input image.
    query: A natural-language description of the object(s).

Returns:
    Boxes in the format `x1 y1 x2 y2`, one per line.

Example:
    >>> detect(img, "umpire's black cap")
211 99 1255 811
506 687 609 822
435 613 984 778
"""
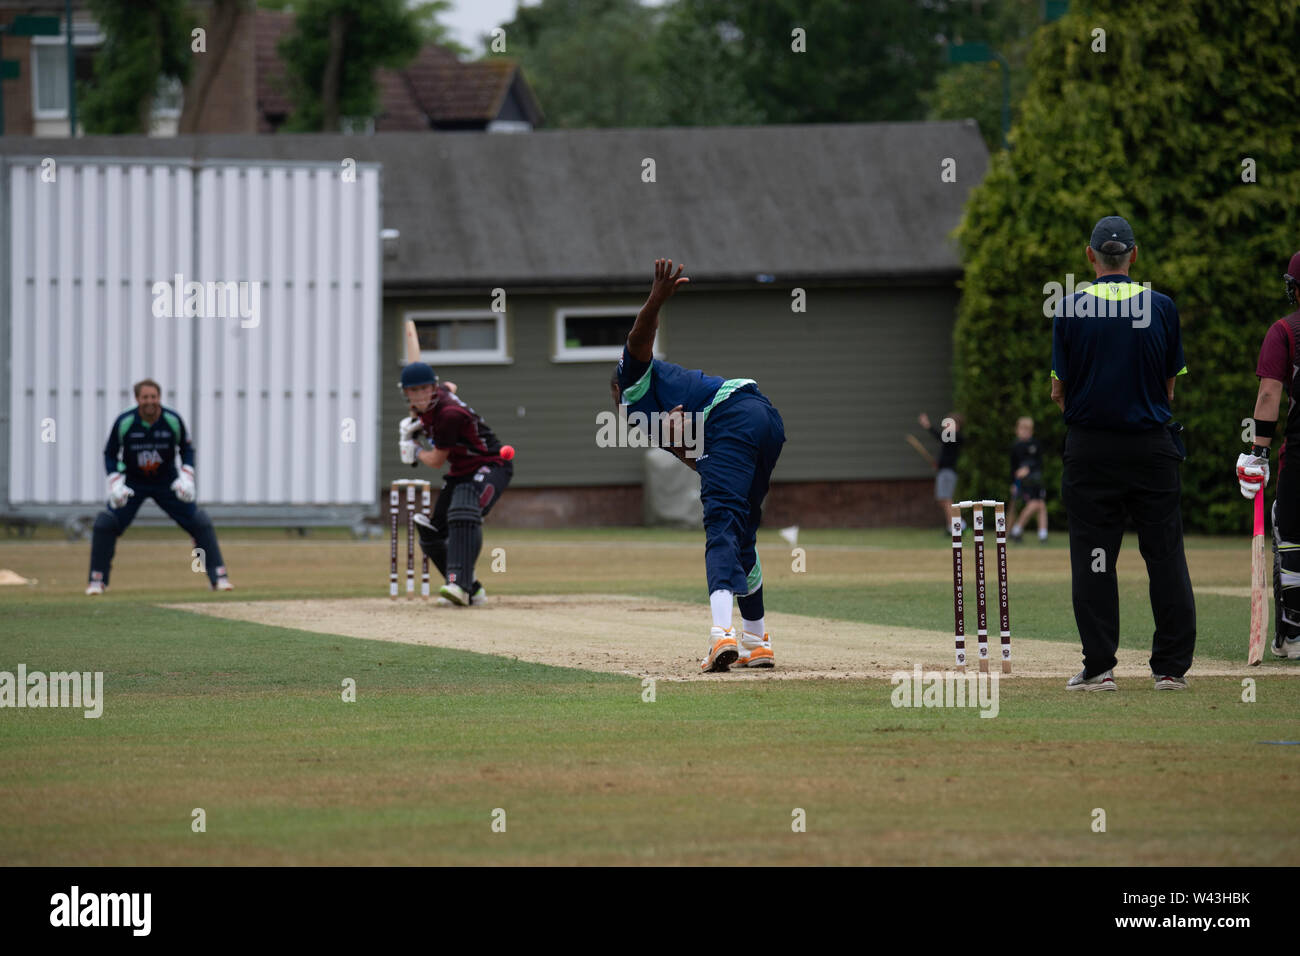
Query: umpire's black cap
1090 216 1136 255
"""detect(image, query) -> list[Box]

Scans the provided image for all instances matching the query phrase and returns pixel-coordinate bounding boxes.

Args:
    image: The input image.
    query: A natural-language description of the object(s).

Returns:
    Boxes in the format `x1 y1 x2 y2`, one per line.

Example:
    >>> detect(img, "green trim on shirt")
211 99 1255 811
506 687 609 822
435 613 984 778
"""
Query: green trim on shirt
623 361 654 404
162 410 182 442
1176 366 1188 376
700 378 757 425
1051 370 1060 381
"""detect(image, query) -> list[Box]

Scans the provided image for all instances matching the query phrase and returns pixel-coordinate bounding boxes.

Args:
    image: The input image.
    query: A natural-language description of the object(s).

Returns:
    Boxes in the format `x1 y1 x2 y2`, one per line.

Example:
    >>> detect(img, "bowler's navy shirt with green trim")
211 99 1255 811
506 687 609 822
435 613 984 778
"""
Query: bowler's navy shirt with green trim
616 346 726 417
103 407 194 485
1050 274 1187 431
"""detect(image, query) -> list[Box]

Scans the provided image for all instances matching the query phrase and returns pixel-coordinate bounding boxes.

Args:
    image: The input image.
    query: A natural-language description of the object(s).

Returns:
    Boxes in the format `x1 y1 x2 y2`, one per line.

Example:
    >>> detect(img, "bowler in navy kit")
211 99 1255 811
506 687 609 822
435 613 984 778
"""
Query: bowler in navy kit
86 379 232 594
613 259 786 673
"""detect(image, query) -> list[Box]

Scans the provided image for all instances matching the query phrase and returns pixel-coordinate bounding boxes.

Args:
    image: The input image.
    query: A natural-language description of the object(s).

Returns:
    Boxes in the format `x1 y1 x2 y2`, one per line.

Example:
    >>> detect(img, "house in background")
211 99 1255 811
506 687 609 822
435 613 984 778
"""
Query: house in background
3 121 987 529
254 10 541 134
0 4 540 137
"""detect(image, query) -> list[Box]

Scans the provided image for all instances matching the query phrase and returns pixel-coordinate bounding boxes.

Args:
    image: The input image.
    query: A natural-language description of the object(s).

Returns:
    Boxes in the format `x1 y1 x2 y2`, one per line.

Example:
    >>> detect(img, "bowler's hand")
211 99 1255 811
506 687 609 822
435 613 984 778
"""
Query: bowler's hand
648 258 689 306
662 405 686 447
918 412 931 430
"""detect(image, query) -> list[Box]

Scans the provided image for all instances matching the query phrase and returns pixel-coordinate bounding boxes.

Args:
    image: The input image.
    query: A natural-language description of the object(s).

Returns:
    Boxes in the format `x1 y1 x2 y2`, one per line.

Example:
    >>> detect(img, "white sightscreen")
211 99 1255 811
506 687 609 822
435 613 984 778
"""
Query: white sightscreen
6 158 380 507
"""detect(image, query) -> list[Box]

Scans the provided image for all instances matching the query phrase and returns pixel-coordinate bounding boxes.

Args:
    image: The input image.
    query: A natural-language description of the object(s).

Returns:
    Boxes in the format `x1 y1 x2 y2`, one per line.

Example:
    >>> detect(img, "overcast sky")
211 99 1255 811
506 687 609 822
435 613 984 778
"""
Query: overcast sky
440 0 521 53
440 0 667 55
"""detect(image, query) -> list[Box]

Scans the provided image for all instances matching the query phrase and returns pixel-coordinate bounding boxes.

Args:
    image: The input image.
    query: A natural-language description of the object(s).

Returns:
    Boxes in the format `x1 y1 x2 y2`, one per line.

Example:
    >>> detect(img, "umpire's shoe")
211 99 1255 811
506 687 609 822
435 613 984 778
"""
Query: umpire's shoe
1066 668 1117 692
700 626 739 673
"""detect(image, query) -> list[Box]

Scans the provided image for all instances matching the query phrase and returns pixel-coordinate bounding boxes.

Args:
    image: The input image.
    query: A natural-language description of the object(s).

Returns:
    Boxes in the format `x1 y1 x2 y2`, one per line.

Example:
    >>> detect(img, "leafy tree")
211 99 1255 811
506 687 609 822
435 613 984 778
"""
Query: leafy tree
661 0 948 125
180 0 252 134
408 1 468 56
278 0 422 131
952 0 1300 534
924 0 1043 150
492 0 1026 129
81 0 192 134
488 0 664 129
652 0 764 126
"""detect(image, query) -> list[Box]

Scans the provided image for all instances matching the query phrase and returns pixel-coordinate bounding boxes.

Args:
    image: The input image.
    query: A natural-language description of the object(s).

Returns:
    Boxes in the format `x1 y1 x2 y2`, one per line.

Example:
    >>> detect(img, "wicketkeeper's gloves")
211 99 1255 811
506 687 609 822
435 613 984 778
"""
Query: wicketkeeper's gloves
171 464 197 503
107 472 135 509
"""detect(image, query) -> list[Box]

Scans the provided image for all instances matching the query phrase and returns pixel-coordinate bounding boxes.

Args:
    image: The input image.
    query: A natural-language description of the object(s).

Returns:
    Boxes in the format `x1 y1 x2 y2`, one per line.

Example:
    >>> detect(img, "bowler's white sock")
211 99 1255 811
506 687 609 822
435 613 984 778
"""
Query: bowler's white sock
1038 527 1048 540
741 618 766 641
710 590 734 631
1012 524 1023 535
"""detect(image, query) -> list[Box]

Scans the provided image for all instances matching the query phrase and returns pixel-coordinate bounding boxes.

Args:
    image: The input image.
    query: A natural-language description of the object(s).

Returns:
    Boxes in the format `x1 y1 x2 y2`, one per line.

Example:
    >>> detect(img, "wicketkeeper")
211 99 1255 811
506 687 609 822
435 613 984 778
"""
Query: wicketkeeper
612 258 786 673
399 364 512 606
86 379 232 594
1236 249 1300 659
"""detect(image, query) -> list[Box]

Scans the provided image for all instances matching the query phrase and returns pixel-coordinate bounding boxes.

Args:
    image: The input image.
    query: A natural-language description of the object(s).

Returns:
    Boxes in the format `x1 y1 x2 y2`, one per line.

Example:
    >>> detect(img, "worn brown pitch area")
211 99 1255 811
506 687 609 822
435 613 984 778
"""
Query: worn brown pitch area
171 595 1271 681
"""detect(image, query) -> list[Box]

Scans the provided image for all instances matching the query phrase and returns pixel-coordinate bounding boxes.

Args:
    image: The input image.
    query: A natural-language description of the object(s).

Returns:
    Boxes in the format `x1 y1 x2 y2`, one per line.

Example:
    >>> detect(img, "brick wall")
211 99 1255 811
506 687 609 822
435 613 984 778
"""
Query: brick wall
1 29 34 136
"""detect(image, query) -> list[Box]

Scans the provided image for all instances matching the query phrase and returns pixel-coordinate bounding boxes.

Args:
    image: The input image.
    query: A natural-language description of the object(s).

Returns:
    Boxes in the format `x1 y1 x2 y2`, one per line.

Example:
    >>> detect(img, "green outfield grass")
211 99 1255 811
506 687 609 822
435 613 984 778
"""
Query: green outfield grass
1 529 1296 865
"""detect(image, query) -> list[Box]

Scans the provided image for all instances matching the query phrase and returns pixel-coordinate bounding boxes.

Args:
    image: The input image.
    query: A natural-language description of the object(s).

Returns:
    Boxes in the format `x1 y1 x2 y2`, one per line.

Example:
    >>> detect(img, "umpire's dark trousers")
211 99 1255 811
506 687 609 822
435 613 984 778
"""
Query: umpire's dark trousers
1061 425 1196 677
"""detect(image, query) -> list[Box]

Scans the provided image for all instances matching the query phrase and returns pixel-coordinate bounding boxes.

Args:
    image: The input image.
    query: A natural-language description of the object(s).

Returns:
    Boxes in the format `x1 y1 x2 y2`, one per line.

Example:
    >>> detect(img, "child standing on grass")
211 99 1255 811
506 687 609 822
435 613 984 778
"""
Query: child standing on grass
1008 416 1048 543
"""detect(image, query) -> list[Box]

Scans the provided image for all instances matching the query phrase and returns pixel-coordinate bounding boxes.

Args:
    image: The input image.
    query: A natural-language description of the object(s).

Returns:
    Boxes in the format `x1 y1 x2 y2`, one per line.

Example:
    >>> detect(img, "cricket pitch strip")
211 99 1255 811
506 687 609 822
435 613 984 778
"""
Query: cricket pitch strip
169 596 1286 682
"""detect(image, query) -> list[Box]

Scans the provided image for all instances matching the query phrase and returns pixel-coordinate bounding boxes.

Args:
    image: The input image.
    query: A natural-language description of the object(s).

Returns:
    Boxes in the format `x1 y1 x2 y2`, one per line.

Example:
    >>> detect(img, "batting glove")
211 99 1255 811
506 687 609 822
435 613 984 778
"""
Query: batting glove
107 472 134 509
171 465 197 503
1236 450 1270 499
399 438 420 465
399 415 425 442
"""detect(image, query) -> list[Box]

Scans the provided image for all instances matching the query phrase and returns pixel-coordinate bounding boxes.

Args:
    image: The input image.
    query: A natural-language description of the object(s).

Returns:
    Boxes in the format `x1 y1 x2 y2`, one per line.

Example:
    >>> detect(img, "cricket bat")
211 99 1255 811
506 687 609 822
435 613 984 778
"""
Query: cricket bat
404 319 422 364
1249 490 1267 665
905 433 936 468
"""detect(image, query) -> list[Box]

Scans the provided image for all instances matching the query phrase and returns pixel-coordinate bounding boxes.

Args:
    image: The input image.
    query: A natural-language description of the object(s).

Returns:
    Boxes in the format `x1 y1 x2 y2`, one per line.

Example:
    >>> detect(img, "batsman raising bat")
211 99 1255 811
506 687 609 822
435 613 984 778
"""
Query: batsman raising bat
612 258 787 673
398 361 512 606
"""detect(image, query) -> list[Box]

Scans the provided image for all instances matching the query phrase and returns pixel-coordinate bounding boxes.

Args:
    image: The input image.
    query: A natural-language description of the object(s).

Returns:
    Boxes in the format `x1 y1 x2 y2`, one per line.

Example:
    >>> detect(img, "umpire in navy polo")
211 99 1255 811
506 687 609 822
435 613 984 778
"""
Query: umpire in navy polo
1050 216 1196 691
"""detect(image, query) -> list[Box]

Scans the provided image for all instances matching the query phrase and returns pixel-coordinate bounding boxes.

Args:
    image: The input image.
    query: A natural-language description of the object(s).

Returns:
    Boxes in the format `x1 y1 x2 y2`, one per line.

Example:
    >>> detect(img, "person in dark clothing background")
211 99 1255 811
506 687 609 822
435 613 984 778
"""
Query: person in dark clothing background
918 411 965 531
1008 416 1049 543
1051 216 1196 692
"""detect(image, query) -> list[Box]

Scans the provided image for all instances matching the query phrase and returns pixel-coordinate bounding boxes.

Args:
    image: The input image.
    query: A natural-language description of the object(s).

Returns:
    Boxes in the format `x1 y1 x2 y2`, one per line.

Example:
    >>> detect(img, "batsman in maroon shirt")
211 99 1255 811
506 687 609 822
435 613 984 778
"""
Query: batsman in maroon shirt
1237 250 1300 659
398 362 512 606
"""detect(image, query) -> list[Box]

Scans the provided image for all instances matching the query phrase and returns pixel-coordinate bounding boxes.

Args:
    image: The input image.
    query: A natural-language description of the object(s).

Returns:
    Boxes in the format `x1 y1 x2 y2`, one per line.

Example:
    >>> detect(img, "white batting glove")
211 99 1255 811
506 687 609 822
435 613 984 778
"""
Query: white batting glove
107 472 134 509
171 465 197 503
399 415 425 442
1236 451 1269 499
399 438 420 465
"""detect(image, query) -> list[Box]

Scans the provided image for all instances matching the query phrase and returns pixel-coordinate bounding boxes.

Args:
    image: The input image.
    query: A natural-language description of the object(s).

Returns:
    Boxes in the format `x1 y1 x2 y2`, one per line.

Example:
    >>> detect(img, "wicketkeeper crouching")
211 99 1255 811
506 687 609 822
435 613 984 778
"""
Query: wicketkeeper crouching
86 378 232 594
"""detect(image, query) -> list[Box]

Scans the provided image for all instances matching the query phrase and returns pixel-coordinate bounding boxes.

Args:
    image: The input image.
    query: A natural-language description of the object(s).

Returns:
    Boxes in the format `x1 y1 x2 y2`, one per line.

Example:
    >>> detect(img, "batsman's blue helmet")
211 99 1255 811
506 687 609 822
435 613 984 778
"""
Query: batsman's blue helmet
399 362 438 390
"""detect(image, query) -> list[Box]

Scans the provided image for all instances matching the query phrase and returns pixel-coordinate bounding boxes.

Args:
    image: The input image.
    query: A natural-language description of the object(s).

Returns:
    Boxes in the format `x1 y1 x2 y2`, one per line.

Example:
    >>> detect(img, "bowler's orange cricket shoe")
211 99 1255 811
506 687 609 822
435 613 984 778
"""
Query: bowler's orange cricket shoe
735 632 774 668
700 626 739 673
